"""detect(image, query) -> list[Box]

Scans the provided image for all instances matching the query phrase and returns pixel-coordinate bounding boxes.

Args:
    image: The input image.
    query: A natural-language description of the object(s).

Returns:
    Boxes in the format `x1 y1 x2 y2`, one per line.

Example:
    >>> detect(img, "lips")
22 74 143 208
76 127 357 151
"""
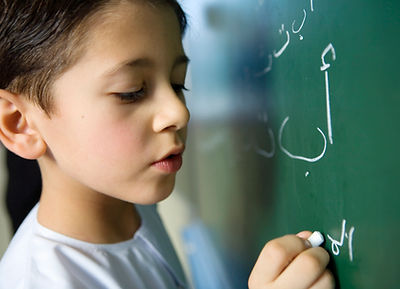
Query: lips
152 145 185 173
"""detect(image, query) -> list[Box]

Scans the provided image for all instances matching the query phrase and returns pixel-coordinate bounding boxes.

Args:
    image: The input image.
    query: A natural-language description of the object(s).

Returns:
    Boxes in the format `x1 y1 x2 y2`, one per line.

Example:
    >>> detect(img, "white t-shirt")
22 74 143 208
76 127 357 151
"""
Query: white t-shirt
0 204 187 289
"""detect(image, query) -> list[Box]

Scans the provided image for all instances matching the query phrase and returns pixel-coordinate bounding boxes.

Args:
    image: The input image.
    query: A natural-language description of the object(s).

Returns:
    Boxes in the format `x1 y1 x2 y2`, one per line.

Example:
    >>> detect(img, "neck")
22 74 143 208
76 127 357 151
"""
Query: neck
37 166 141 244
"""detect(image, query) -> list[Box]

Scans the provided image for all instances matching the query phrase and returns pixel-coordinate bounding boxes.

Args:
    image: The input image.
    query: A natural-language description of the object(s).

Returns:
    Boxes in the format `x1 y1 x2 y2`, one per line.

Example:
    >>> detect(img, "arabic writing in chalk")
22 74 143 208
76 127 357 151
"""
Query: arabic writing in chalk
292 9 307 40
273 24 291 58
278 116 327 163
258 0 315 12
254 43 337 164
254 0 338 167
327 219 355 262
254 112 276 158
321 43 336 145
257 1 314 76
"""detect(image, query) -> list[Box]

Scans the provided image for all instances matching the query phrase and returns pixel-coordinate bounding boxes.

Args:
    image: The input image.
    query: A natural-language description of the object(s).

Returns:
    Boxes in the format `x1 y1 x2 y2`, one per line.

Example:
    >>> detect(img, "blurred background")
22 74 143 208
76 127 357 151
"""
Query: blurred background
0 149 11 257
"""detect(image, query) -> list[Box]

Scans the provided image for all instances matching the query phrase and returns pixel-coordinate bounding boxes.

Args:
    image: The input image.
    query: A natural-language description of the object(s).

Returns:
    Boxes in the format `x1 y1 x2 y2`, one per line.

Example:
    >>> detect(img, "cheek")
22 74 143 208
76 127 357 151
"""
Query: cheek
86 119 147 164
41 105 153 191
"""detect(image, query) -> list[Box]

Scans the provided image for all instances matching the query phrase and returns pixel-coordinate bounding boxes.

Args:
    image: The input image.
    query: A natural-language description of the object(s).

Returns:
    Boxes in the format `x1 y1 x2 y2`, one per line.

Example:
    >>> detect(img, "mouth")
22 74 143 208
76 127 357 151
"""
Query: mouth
151 145 185 173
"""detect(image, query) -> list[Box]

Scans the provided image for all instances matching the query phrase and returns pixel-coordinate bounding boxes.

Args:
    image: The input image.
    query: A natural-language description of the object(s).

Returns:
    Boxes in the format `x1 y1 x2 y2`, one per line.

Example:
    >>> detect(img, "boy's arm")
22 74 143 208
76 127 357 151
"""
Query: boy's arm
248 231 334 289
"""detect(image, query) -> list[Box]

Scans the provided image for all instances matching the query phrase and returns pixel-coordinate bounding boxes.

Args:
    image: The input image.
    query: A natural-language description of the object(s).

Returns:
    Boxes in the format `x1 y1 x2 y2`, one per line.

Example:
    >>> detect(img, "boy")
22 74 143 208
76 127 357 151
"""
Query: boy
0 0 333 288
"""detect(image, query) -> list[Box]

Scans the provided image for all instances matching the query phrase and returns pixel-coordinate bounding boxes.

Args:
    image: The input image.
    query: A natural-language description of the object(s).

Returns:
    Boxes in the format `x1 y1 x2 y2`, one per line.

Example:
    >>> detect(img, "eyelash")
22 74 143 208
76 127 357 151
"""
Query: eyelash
172 84 189 94
115 84 189 103
115 88 146 103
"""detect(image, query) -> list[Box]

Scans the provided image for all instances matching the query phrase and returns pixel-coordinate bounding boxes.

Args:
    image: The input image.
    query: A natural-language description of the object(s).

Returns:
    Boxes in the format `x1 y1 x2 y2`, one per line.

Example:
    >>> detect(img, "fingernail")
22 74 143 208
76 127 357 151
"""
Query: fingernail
296 231 309 239
304 239 312 248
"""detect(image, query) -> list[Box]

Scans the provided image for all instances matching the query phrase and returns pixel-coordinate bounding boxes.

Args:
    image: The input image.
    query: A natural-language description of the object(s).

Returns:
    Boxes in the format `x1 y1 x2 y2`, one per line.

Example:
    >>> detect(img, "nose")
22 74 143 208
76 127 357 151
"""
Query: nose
152 84 190 133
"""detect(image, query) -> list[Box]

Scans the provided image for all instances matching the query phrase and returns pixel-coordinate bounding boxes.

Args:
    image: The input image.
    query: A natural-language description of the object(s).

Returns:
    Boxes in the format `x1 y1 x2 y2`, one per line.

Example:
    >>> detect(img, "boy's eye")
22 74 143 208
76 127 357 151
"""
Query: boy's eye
114 88 146 103
113 84 188 103
172 84 189 94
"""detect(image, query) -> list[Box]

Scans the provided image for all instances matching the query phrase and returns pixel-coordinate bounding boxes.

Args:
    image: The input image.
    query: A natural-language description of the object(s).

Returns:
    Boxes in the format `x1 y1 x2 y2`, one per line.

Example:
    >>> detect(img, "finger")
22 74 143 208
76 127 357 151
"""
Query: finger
249 234 311 288
274 247 330 289
309 270 335 289
296 230 313 240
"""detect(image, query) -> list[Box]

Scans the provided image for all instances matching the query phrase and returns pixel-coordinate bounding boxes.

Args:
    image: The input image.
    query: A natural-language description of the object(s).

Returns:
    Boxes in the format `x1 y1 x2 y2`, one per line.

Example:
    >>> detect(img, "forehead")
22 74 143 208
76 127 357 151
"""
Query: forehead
77 1 184 74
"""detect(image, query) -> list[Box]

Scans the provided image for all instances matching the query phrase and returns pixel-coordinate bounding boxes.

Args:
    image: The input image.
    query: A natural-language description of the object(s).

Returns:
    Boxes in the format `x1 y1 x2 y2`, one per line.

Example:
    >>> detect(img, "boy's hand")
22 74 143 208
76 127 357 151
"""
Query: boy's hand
248 231 334 289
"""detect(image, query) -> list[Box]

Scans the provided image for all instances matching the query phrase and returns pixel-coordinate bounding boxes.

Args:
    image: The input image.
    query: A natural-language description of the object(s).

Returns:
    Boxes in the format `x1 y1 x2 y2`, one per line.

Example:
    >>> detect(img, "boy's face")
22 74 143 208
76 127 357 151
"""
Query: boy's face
33 2 190 204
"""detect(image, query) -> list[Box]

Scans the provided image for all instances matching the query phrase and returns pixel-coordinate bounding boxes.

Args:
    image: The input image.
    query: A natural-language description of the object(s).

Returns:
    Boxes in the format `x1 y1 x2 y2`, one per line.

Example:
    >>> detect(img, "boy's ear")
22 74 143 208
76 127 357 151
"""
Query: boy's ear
0 89 46 159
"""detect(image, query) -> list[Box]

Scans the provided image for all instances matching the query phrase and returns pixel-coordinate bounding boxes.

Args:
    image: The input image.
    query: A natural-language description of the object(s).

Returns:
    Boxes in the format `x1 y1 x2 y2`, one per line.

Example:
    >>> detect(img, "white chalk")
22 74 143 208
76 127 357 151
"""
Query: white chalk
307 231 324 247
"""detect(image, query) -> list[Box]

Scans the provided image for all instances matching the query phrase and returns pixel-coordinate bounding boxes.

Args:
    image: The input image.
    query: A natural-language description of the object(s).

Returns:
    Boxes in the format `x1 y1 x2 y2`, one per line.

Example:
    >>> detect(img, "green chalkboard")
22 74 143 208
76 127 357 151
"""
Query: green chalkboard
178 0 400 288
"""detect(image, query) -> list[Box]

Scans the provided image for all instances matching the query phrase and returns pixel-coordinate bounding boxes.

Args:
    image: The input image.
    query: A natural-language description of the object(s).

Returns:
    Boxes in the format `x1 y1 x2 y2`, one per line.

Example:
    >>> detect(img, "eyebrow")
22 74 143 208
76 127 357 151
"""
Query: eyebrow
102 54 190 77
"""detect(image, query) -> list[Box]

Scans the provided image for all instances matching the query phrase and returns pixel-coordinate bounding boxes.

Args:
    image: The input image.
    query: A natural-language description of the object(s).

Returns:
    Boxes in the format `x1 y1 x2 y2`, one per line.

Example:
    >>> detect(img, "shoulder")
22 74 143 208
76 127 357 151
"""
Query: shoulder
0 204 37 288
0 204 96 289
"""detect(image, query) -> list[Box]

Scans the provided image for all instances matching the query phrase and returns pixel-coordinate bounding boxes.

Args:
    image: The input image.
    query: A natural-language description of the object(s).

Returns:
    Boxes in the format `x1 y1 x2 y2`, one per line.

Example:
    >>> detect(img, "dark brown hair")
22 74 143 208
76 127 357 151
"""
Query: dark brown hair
0 0 187 113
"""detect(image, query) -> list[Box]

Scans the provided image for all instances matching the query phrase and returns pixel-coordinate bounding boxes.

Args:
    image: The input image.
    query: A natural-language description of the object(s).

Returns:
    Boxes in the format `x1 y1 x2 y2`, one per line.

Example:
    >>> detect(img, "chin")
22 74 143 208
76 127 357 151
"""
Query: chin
131 178 176 205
